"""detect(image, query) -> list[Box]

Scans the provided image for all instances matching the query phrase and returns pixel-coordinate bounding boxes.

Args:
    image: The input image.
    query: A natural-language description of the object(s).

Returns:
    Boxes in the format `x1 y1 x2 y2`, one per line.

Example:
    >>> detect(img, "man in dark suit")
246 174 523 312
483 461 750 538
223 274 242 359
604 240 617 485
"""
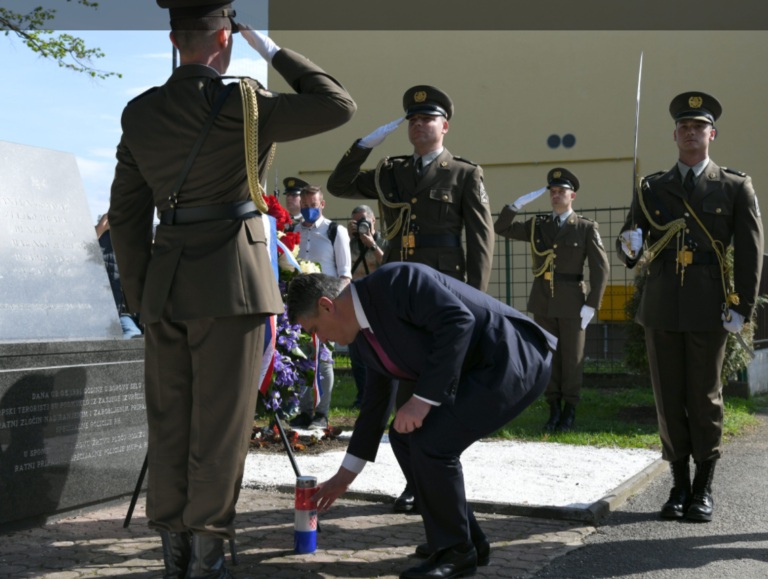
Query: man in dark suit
109 2 355 578
286 264 556 579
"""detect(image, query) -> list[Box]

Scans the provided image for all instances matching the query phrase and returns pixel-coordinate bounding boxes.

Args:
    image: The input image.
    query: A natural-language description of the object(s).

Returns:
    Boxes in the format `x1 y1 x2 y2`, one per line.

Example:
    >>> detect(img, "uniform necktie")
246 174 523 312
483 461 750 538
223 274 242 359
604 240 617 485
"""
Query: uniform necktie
684 169 696 196
415 157 424 180
556 215 562 228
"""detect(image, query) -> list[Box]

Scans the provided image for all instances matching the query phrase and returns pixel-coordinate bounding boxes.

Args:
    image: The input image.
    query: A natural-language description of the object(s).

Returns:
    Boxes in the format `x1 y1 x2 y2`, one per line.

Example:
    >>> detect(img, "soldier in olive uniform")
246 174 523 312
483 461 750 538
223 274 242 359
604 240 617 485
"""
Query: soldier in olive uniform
283 177 309 232
108 2 355 577
327 85 494 513
617 92 762 522
495 169 609 431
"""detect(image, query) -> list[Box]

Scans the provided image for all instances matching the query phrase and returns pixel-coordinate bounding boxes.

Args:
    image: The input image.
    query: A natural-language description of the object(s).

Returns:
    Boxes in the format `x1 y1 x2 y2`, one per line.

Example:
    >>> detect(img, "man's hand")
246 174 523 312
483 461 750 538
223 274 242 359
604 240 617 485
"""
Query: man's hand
312 467 357 513
722 310 745 333
349 220 376 248
510 187 547 211
393 396 431 434
580 305 595 330
239 25 280 64
359 118 405 149
619 228 643 258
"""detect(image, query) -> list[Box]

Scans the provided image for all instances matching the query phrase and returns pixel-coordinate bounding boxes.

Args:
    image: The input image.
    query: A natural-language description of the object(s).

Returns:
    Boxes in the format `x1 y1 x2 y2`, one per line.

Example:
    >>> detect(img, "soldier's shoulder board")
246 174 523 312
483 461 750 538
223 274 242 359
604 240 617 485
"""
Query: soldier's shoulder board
723 167 748 178
453 156 478 167
577 215 598 226
644 170 665 179
126 86 160 106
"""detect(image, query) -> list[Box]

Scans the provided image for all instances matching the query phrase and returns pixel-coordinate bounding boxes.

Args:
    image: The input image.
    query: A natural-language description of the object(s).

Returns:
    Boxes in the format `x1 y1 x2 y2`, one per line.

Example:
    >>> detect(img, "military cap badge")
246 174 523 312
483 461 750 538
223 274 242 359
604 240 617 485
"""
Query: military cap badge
414 91 427 103
553 171 562 178
689 96 703 108
287 180 295 187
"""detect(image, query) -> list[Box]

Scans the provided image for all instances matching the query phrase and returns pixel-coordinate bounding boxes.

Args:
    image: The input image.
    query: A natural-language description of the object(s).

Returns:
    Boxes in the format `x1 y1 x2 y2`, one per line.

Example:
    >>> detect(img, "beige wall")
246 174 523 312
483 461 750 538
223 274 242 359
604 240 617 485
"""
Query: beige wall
268 31 768 247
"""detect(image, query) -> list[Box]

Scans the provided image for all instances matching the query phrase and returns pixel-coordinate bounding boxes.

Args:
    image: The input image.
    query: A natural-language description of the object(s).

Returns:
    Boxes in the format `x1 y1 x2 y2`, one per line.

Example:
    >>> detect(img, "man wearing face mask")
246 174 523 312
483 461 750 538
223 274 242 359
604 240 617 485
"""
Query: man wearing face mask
282 176 308 232
289 184 352 430
494 168 610 433
327 85 494 513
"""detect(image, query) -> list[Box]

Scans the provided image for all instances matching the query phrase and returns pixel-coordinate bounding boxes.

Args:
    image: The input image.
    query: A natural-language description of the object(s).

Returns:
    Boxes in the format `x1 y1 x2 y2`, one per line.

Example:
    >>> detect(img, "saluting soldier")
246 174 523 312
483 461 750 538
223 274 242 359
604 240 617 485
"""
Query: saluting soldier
283 176 309 232
495 169 609 432
108 2 355 577
617 92 762 522
326 86 494 513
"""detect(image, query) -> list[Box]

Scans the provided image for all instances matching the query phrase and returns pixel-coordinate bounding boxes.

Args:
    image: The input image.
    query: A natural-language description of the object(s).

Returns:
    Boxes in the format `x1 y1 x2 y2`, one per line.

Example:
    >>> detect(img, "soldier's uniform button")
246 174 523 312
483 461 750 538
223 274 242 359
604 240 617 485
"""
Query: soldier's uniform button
686 229 690 233
553 254 557 258
404 162 410 168
389 194 394 198
408 249 414 256
537 239 541 243
442 194 448 200
411 215 417 220
411 198 418 203
574 242 578 246
684 212 690 217
655 210 660 215
455 265 460 271
553 244 558 248
716 208 722 213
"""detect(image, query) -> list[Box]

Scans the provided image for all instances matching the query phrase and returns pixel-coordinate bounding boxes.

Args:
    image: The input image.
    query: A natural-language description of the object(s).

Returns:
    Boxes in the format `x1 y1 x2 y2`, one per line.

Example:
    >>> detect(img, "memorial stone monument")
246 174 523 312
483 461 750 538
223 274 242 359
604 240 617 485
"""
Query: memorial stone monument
0 141 146 531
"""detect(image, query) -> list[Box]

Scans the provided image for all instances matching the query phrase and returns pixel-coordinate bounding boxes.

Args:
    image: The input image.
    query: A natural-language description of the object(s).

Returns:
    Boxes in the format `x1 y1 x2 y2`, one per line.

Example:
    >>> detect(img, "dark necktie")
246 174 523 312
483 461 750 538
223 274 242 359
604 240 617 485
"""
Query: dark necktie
362 328 414 380
684 169 696 196
415 157 424 180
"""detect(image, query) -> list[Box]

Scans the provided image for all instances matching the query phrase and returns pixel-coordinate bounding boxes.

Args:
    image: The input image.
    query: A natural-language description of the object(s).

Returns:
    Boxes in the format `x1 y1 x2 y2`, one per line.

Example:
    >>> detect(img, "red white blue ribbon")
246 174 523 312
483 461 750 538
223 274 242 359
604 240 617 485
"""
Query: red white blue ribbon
259 315 277 396
312 333 324 410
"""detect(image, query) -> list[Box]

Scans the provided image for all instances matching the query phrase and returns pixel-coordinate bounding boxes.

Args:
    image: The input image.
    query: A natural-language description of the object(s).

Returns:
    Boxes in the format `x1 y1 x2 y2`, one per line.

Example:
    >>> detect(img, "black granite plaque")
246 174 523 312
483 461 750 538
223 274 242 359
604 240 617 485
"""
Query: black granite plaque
0 340 145 529
0 140 122 341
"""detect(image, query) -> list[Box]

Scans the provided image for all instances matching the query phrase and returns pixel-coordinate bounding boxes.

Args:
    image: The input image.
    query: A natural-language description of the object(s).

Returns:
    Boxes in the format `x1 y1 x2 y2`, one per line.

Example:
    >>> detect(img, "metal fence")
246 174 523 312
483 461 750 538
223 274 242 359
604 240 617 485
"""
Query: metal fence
329 206 638 373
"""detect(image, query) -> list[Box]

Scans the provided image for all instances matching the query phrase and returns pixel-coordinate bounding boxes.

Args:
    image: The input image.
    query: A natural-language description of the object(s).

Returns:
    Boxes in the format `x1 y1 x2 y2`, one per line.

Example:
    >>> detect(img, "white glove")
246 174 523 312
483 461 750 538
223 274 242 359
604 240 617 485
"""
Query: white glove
619 228 643 258
722 311 745 333
358 118 405 149
240 25 280 64
510 187 547 211
580 305 595 330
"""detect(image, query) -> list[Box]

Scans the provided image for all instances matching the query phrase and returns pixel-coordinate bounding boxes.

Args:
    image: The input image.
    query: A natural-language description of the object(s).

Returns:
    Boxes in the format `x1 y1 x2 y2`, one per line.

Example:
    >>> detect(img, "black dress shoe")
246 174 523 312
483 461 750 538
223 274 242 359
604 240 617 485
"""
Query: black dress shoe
542 401 561 431
415 538 490 566
685 459 716 522
186 535 235 579
393 485 417 513
557 403 576 432
660 456 691 519
159 530 191 579
400 544 478 579
289 412 312 429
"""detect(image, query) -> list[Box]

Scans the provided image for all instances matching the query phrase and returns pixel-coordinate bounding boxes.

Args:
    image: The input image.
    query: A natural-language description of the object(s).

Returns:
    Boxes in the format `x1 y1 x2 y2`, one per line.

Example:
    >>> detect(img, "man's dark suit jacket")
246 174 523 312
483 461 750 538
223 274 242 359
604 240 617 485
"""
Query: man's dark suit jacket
346 263 557 463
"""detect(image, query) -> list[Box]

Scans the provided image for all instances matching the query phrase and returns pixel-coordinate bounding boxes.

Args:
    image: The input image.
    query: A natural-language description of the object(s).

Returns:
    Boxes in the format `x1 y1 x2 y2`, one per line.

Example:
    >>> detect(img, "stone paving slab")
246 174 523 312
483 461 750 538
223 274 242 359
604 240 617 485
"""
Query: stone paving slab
0 490 593 579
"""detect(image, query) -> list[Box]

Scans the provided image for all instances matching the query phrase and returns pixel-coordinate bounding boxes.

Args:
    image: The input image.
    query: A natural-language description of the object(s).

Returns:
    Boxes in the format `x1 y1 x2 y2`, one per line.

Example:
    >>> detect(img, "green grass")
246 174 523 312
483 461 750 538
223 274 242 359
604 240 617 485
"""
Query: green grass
334 355 351 368
328 376 765 450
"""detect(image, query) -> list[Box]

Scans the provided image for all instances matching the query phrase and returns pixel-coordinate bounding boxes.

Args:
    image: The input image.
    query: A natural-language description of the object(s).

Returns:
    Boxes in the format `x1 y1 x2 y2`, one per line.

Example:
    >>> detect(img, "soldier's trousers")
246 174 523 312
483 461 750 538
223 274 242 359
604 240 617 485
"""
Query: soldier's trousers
645 328 727 463
533 315 585 406
144 300 266 539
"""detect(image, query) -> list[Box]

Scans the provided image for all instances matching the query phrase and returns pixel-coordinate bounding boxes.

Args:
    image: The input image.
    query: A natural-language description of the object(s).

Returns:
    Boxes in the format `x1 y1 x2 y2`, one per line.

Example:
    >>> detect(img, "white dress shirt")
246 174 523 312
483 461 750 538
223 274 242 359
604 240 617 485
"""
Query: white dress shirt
552 208 574 227
341 284 438 475
677 157 710 186
298 215 352 278
413 147 444 171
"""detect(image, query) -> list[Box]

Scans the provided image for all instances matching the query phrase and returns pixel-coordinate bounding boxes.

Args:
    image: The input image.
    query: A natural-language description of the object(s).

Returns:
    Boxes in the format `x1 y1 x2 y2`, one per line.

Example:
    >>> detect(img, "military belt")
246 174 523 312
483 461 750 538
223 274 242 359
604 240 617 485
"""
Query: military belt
542 272 584 282
660 249 719 265
405 234 462 248
159 200 259 225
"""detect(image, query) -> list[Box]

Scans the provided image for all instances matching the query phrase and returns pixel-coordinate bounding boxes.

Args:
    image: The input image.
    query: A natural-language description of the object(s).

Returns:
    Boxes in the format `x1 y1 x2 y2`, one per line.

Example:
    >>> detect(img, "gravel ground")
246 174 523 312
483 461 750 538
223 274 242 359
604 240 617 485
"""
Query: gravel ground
536 414 768 578
244 437 659 510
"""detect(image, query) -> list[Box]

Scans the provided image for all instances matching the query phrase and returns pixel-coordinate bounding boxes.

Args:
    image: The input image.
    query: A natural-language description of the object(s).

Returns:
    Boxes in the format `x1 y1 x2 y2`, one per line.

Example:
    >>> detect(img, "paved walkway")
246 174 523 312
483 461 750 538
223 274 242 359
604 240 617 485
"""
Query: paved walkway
537 413 768 578
0 491 592 579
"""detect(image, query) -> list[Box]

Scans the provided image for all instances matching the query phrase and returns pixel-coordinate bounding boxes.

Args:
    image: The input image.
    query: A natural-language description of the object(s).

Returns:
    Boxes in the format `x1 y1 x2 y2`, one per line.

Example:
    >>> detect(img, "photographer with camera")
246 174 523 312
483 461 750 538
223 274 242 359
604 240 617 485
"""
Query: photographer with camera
347 205 385 409
348 205 384 281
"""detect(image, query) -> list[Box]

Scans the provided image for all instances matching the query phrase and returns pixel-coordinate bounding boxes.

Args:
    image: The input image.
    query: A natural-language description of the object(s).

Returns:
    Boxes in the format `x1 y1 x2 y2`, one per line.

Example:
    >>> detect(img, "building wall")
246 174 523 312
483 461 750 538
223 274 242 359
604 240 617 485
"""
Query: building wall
267 31 768 248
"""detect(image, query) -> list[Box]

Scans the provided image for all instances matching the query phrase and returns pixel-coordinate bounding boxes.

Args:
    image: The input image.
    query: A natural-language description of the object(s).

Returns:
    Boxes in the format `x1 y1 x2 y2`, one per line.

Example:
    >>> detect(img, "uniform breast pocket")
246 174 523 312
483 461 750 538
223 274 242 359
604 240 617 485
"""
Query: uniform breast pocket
559 231 585 258
702 199 732 240
428 189 457 223
244 216 267 245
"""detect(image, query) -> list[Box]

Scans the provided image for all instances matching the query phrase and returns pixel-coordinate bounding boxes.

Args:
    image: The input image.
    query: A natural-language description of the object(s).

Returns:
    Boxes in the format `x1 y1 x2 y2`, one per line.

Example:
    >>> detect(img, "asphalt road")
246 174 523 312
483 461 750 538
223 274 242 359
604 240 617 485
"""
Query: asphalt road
537 413 768 579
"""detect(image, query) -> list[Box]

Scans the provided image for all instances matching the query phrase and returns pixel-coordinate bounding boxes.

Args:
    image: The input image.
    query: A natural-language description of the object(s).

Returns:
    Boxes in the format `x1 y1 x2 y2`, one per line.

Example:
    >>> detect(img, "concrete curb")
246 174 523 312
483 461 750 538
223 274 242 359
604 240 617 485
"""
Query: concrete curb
263 457 667 525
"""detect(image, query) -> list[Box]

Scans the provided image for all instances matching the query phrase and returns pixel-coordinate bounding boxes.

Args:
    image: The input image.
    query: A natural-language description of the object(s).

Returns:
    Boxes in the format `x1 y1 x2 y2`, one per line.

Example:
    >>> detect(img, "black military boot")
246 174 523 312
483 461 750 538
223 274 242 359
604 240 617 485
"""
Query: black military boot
186 535 235 579
160 530 192 579
543 401 561 431
557 403 576 432
686 459 716 522
660 456 691 519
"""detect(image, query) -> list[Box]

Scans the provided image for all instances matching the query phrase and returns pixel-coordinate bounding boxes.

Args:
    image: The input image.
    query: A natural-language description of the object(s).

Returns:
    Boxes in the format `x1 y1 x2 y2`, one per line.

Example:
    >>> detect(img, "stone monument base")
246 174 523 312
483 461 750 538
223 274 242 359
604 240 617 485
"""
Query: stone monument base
0 339 146 532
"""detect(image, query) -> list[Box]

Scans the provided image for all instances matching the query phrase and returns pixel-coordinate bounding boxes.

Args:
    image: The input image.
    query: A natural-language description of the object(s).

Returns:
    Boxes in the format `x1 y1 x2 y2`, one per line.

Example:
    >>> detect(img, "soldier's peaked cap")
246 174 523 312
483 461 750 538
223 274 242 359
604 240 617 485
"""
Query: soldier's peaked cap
403 86 454 121
283 177 310 195
157 0 239 32
547 168 579 192
669 91 722 124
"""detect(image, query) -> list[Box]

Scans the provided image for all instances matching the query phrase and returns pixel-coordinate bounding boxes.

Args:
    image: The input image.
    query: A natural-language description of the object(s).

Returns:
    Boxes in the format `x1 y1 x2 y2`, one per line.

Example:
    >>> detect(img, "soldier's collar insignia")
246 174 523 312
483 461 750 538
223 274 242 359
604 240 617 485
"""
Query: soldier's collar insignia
689 96 703 108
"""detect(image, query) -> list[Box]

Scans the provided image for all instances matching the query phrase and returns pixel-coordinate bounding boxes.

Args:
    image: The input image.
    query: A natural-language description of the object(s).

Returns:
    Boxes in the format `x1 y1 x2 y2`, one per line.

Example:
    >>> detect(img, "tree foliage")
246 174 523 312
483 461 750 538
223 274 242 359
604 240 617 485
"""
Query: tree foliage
1 1 121 79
